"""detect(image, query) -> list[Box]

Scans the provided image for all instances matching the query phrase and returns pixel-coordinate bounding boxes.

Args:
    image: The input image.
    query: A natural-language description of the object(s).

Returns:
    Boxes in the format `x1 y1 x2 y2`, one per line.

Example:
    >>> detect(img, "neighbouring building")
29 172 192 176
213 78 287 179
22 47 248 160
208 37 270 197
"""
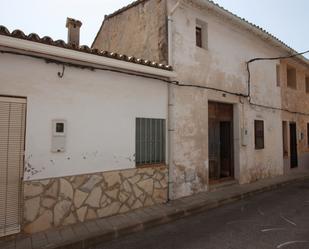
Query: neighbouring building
92 0 309 199
0 18 175 236
280 59 309 172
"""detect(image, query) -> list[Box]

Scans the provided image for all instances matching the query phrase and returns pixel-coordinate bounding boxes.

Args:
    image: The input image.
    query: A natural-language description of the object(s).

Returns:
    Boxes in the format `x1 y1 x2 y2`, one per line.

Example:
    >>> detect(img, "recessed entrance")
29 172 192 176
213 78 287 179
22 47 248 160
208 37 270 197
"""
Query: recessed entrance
208 102 234 183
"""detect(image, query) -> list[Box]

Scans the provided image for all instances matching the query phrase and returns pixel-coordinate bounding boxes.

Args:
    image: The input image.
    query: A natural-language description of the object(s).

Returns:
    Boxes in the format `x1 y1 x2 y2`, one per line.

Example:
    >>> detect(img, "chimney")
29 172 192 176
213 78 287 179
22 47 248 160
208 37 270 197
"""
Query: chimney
66 17 82 47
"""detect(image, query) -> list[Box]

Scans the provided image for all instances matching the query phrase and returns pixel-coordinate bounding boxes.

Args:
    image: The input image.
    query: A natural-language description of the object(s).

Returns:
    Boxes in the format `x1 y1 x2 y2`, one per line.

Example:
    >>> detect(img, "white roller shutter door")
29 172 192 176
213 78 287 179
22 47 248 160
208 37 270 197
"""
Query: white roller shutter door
0 97 26 237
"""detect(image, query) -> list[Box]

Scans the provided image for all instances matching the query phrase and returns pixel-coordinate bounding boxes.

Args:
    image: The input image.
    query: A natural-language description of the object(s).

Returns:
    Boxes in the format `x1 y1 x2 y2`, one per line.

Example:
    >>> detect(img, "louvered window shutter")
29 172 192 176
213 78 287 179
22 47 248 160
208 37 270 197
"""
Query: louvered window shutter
0 97 26 237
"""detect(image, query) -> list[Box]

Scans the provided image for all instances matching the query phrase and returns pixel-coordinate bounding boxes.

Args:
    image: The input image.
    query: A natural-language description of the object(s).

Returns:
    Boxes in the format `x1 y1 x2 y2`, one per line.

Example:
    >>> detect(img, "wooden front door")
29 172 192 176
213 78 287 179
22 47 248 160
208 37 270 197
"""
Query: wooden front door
220 121 233 178
208 102 234 182
0 97 26 237
289 123 298 168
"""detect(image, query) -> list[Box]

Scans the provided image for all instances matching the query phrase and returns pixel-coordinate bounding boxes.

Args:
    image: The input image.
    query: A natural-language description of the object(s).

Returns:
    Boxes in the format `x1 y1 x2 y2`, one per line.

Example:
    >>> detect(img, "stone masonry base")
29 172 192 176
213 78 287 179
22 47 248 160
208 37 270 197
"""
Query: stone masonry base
23 166 168 233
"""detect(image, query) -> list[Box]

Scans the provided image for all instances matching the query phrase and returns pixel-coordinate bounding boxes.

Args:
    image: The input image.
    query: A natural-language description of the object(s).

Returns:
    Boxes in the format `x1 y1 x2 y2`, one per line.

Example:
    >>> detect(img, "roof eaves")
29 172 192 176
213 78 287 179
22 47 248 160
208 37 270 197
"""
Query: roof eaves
105 0 149 20
0 25 173 71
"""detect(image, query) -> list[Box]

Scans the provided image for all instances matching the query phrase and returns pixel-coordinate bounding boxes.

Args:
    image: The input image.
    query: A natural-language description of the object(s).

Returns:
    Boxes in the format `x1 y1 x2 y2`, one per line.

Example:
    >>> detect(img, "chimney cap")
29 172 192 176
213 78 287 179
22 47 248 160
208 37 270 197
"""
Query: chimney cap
66 17 82 28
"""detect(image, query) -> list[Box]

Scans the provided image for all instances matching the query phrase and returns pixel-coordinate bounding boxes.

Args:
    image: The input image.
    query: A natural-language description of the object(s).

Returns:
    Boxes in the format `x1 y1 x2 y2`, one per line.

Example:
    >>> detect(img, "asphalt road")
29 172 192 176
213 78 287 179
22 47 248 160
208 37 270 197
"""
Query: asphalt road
96 180 309 249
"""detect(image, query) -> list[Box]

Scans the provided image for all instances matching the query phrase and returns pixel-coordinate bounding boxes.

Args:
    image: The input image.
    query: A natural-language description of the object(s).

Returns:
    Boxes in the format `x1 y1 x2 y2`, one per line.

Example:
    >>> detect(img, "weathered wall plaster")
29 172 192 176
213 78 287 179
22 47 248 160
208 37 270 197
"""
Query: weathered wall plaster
93 0 306 199
23 166 168 233
0 52 168 180
92 0 168 64
280 59 309 173
168 0 284 194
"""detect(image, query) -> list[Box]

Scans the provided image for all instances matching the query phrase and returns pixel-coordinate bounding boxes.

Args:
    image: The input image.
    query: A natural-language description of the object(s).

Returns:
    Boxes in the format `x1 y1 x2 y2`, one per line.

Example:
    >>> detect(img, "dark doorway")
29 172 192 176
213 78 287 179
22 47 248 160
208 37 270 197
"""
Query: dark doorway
220 122 233 178
208 102 234 183
289 123 298 168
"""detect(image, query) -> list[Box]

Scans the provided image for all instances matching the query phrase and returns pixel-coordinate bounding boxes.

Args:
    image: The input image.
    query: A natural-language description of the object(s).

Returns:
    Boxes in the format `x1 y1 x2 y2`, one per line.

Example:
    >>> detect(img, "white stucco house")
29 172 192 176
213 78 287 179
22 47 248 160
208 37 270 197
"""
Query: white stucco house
0 18 175 235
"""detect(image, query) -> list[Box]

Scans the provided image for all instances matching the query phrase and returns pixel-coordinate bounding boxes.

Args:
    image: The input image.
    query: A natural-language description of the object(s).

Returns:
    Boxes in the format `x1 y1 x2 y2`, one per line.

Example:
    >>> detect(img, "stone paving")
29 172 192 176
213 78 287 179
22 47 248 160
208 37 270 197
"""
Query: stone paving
1 171 309 249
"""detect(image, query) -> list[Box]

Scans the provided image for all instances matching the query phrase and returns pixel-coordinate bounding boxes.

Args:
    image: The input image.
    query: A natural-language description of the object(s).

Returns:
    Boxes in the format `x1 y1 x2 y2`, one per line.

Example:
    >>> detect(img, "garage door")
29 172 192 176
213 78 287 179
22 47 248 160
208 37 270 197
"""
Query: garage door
0 97 26 237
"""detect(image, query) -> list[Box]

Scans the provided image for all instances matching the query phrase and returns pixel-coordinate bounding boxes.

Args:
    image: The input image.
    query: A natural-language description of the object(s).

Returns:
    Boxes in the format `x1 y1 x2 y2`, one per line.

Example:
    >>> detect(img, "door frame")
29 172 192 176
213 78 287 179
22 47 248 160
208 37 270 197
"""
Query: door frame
208 101 234 183
219 121 234 179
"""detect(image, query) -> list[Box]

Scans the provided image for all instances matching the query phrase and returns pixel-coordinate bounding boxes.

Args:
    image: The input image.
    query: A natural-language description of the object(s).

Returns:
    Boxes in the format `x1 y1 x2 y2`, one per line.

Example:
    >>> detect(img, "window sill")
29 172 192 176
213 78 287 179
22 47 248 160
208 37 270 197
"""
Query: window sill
196 45 208 51
287 86 297 90
136 163 167 169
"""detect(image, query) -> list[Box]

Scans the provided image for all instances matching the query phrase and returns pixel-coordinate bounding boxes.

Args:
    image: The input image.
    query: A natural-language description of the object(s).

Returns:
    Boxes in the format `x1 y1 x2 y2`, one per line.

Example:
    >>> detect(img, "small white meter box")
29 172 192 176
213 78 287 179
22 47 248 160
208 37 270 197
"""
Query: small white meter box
51 119 67 152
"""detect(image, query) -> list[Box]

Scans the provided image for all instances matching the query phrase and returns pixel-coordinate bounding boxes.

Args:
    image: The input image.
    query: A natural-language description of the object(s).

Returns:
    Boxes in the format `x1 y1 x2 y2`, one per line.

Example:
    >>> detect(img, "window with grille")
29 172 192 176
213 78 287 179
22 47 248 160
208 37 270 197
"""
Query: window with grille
135 118 165 166
196 19 208 49
255 120 264 150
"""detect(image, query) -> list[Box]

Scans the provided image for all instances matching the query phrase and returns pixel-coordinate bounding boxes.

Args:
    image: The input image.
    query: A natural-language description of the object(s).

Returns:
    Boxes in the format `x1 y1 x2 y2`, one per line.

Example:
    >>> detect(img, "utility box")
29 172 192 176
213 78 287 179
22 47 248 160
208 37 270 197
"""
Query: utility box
241 127 248 146
51 119 67 153
299 131 304 141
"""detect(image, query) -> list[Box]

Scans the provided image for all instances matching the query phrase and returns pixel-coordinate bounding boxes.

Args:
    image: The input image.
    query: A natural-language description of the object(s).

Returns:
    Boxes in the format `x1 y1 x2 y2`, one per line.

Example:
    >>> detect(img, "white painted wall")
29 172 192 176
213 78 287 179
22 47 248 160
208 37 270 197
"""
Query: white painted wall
0 52 168 180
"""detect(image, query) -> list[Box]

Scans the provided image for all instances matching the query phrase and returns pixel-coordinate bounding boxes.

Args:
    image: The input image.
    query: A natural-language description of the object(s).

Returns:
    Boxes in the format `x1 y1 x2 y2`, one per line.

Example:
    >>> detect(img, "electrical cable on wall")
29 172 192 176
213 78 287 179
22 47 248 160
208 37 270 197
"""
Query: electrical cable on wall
1 48 309 116
246 49 309 115
0 49 248 97
246 49 309 99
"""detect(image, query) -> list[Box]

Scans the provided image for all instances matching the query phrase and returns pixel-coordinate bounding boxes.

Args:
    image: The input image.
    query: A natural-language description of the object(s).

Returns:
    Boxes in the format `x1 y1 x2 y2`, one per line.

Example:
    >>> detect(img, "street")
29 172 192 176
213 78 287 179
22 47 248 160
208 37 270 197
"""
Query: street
97 180 309 249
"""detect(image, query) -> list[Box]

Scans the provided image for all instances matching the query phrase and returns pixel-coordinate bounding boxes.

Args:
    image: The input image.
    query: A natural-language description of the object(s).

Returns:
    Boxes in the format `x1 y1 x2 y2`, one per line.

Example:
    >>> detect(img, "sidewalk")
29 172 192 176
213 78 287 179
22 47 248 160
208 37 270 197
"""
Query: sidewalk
1 172 309 249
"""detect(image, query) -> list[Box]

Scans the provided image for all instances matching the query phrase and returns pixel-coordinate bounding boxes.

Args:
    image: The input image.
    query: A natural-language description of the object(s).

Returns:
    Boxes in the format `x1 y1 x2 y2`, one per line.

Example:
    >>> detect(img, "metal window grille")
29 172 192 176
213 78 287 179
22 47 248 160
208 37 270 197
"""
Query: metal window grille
254 120 264 150
135 118 165 165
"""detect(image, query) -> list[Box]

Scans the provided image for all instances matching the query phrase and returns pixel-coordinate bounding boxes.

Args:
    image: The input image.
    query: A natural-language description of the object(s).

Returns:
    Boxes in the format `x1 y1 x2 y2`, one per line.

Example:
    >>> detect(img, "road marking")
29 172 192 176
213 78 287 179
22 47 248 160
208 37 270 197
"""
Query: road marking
277 241 309 248
261 228 286 232
226 219 256 225
280 214 296 226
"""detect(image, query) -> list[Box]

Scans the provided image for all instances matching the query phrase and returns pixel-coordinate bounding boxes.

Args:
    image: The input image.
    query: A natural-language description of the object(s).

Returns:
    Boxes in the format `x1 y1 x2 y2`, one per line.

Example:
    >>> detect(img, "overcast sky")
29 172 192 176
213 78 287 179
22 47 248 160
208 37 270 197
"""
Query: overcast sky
1 0 308 58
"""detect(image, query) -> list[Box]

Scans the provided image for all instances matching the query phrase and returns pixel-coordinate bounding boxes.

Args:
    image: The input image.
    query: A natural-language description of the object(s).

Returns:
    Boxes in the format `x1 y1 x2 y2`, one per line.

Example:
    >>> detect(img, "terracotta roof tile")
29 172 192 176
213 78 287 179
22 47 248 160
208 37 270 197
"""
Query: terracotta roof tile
0 25 173 71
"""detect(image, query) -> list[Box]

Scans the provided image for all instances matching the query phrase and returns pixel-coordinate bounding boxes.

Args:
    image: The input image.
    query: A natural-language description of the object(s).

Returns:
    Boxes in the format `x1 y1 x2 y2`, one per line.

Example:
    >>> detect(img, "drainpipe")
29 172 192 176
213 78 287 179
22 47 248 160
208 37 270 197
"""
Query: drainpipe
167 0 181 201
168 1 181 65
